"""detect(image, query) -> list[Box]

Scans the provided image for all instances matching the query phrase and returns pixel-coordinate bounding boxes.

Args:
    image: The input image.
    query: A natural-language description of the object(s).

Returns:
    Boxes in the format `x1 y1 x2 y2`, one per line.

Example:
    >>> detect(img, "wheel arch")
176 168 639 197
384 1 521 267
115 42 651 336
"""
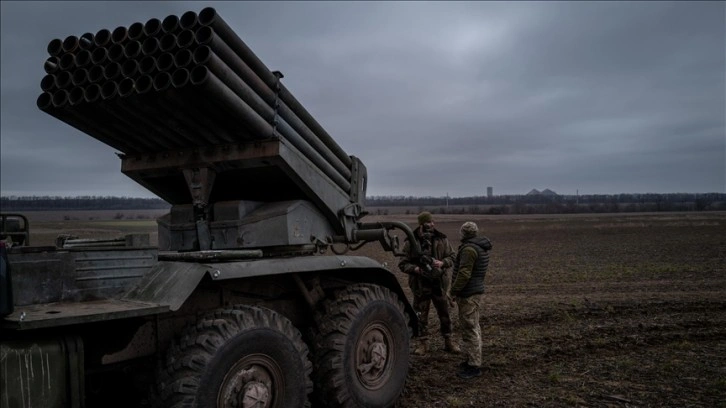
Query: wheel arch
311 267 418 336
123 256 418 335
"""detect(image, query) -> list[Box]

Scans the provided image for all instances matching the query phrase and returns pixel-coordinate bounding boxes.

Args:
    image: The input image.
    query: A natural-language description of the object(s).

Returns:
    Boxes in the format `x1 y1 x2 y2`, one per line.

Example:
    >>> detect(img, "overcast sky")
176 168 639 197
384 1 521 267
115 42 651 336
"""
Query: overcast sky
1 1 724 199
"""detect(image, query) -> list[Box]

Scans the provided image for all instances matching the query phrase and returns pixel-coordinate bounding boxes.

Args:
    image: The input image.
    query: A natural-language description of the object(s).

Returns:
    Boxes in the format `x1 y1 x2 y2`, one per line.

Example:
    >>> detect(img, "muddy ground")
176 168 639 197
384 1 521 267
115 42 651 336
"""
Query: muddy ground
19 210 726 407
354 212 726 408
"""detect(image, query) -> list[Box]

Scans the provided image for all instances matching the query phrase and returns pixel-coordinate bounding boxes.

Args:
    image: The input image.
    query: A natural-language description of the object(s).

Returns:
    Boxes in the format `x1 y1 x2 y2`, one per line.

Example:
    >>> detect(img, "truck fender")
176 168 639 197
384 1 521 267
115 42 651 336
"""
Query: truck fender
124 256 393 311
123 256 418 334
123 261 209 311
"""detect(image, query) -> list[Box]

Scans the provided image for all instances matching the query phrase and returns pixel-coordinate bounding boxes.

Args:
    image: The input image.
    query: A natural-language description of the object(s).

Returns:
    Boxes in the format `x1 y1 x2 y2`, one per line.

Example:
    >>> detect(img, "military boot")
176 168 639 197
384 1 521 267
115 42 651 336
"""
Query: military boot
444 335 461 354
413 339 428 356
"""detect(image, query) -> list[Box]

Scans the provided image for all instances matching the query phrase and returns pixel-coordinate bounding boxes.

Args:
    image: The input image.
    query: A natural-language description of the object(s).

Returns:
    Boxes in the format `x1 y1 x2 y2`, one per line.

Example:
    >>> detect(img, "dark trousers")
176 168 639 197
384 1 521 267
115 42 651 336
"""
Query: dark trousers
413 283 452 338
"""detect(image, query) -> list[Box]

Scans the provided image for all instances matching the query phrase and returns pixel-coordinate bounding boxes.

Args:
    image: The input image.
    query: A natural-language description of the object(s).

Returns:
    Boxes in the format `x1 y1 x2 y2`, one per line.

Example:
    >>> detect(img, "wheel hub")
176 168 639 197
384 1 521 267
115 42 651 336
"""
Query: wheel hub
241 381 270 408
218 355 283 408
355 322 393 389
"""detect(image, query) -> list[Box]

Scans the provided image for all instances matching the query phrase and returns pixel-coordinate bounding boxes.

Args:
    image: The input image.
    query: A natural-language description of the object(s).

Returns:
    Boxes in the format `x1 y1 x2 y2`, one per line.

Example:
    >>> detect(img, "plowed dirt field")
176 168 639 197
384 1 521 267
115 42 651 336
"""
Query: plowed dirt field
21 210 726 407
354 212 726 408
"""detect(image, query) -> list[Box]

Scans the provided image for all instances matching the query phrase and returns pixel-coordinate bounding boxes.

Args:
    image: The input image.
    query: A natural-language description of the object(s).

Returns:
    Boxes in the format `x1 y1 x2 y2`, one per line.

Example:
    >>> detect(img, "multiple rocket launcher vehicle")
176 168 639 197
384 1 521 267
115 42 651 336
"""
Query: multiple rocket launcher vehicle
2 8 424 408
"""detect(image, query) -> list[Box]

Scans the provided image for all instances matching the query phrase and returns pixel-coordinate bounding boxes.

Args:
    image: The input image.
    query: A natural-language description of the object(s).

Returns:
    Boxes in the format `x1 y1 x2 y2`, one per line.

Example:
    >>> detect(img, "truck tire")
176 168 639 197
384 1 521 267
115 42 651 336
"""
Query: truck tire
158 305 313 408
313 283 411 407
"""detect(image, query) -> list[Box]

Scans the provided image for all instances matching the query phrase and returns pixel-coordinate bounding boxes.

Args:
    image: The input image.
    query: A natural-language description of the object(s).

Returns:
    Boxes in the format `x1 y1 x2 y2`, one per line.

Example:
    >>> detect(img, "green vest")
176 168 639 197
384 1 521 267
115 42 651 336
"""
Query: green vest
452 237 491 297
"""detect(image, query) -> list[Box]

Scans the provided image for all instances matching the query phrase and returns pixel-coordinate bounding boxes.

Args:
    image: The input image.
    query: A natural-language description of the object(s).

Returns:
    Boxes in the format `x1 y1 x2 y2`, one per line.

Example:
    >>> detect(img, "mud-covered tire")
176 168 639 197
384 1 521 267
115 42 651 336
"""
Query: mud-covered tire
157 305 313 408
313 283 411 407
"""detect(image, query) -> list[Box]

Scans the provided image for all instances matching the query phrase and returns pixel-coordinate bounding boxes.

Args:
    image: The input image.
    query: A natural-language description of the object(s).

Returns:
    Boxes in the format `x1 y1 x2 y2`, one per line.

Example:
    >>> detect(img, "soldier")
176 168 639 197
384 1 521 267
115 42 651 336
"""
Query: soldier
451 221 492 379
399 211 460 355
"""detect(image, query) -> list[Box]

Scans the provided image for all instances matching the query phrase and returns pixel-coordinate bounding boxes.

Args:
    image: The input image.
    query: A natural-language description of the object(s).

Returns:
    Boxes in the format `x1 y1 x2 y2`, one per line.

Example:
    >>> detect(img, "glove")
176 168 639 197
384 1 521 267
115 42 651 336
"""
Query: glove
420 266 444 281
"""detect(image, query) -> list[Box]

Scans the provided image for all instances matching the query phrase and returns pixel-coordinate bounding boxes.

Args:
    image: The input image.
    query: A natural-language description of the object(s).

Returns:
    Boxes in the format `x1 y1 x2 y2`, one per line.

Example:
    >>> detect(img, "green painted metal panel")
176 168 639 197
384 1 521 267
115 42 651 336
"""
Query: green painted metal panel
0 336 84 408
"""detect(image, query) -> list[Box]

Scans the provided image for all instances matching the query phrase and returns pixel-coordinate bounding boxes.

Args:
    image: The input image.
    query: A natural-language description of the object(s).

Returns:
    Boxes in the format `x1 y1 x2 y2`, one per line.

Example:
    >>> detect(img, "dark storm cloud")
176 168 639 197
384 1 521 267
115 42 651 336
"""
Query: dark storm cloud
1 1 724 199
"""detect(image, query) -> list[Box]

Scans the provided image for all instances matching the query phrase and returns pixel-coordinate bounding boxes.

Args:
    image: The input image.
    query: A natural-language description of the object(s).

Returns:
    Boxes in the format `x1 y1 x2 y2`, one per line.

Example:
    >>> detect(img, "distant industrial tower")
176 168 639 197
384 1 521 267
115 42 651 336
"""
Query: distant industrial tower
487 187 493 197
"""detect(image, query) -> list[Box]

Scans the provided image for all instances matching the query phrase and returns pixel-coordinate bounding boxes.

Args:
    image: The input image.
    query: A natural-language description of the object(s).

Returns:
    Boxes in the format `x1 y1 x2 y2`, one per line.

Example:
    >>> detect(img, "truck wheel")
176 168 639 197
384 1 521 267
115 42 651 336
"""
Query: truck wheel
313 283 411 407
158 305 313 408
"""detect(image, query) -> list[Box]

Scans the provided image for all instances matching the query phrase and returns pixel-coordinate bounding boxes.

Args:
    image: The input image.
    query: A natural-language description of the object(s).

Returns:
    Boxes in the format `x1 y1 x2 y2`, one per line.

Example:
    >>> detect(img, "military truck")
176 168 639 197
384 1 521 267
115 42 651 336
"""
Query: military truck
0 8 425 408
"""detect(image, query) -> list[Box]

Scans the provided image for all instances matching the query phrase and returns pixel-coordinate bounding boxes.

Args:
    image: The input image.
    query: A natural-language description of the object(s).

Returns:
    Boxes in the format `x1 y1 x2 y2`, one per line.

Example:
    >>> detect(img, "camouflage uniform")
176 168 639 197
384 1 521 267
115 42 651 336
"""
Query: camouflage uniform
456 294 484 366
452 222 492 375
399 214 455 348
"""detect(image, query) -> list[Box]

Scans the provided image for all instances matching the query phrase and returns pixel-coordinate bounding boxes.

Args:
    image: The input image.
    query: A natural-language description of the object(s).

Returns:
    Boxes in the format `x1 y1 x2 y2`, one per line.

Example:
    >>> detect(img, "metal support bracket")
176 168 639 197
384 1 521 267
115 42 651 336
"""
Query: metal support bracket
271 70 284 138
182 167 216 250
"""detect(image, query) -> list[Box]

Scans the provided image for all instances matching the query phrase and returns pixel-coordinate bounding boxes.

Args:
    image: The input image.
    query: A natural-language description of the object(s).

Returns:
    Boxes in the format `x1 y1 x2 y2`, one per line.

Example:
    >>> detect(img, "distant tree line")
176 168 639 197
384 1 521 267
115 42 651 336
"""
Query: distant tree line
1 193 724 214
0 196 170 211
364 192 726 214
